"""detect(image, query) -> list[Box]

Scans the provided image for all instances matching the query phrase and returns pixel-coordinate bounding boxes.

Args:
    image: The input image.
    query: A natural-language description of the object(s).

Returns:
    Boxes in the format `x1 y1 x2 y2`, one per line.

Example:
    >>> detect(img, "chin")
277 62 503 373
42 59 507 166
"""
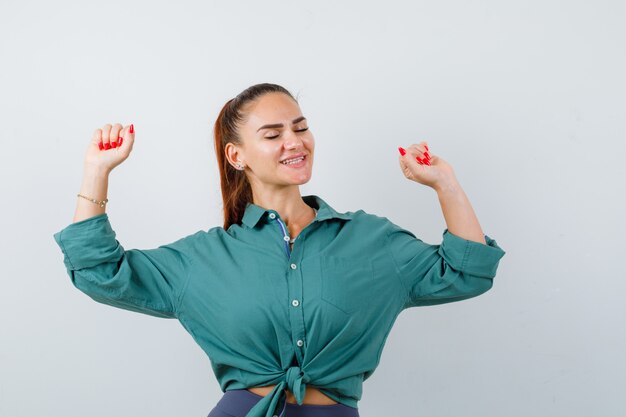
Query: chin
288 171 313 185
291 174 312 185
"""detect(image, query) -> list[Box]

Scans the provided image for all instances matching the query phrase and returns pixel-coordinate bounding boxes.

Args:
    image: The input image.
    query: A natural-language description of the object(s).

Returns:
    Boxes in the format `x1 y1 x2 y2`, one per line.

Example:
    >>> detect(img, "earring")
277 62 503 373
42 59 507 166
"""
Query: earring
236 163 244 170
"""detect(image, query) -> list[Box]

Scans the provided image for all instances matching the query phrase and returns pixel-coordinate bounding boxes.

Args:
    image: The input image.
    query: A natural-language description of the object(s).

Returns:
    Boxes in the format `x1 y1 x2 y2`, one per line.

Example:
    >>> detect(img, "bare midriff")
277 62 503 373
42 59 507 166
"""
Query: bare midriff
247 385 338 405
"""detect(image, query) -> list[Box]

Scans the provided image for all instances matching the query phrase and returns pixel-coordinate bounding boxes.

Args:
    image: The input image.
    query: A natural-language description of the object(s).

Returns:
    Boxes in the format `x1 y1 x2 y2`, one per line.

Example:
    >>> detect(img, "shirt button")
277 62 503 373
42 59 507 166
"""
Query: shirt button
290 263 297 270
292 299 300 307
296 339 304 347
283 236 290 242
269 213 276 219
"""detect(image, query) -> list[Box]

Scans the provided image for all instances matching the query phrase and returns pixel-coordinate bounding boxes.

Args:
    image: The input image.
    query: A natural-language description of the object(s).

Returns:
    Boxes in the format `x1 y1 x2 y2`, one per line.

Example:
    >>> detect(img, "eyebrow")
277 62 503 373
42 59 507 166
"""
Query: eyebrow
257 116 307 132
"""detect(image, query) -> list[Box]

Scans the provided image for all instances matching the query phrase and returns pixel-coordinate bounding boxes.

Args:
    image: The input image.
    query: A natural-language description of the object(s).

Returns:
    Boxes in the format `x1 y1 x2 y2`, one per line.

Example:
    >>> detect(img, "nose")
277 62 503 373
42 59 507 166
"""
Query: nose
284 130 305 150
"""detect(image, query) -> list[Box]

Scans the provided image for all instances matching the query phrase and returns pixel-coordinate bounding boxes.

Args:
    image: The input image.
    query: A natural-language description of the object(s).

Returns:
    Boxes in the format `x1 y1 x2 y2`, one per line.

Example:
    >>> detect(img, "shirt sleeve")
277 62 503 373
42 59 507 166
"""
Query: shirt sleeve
52 213 197 319
384 220 506 308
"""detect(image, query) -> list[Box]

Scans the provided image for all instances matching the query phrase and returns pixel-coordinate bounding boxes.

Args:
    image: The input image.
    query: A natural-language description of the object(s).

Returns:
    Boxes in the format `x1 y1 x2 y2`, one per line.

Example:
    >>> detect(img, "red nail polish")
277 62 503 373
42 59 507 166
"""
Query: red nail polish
416 156 424 164
424 151 430 159
104 143 111 150
130 124 134 134
111 140 118 148
118 137 123 146
398 147 406 156
425 144 429 151
98 142 103 150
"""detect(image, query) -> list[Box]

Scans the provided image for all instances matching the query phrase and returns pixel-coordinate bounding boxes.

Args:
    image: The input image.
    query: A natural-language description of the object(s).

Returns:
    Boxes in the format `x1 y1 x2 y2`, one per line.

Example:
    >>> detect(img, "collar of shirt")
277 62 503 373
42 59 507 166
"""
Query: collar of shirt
240 194 352 229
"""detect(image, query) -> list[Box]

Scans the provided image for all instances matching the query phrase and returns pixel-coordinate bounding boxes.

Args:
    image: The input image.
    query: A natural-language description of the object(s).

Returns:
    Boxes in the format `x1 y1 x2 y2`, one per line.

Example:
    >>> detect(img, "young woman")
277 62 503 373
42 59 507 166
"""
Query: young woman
53 83 506 417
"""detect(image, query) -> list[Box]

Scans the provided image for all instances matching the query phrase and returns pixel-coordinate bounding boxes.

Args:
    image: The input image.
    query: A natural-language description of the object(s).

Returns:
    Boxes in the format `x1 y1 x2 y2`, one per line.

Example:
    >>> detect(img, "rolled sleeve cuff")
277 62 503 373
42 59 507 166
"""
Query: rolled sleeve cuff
53 213 123 271
438 228 506 278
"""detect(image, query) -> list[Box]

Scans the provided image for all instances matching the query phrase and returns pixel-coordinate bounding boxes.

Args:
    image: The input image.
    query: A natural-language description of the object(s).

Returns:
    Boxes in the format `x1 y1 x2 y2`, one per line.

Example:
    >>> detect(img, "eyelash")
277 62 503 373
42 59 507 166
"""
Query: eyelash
266 127 309 139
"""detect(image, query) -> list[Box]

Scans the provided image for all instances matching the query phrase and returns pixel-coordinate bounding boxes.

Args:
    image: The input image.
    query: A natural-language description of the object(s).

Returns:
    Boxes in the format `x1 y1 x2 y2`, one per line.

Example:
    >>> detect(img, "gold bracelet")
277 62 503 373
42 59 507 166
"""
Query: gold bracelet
77 193 108 208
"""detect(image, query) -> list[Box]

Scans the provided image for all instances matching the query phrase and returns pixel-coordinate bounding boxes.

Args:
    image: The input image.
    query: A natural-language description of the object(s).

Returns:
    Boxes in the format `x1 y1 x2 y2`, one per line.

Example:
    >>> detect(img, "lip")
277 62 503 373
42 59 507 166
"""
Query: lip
279 153 307 163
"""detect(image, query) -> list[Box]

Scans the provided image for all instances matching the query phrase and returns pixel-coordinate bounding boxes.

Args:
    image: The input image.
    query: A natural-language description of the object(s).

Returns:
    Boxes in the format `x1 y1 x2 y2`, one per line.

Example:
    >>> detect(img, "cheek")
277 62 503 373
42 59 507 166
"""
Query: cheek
258 144 281 158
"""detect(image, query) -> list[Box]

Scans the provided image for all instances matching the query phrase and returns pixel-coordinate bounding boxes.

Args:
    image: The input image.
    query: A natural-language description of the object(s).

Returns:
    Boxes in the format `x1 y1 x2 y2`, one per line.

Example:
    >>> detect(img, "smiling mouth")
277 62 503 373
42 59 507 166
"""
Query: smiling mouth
280 155 307 165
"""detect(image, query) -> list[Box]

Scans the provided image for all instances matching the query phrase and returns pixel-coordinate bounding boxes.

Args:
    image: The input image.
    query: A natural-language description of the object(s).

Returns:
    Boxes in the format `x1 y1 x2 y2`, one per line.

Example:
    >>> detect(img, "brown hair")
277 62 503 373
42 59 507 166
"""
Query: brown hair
213 83 298 230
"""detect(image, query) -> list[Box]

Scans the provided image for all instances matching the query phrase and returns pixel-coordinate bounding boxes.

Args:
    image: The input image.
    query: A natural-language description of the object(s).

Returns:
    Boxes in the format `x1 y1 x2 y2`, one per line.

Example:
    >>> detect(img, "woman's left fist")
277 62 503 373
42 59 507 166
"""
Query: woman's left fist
398 141 456 190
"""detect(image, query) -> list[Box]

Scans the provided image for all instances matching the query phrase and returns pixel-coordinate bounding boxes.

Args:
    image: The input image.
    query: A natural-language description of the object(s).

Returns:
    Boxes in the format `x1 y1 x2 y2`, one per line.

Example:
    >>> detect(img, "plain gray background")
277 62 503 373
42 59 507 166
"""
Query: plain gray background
1 0 624 416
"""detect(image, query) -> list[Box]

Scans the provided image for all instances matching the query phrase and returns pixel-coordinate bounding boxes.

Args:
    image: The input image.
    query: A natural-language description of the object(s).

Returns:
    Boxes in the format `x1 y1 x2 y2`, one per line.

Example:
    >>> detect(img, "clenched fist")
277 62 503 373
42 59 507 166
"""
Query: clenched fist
398 141 457 190
84 123 135 174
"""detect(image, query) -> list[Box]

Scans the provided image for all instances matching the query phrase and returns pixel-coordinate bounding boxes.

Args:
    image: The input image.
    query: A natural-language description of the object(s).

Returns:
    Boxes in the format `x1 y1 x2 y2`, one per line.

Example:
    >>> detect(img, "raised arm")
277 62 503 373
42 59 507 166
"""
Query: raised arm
53 122 198 318
393 142 506 308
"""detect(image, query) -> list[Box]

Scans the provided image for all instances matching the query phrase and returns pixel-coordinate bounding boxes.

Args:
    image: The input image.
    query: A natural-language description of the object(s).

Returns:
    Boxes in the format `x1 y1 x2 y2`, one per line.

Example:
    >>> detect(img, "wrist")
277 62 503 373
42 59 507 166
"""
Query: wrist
79 166 110 201
434 177 461 195
83 164 111 179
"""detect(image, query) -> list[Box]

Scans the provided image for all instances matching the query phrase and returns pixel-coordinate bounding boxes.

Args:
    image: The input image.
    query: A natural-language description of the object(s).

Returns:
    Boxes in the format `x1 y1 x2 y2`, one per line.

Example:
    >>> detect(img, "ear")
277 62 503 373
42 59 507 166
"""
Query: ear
224 142 244 168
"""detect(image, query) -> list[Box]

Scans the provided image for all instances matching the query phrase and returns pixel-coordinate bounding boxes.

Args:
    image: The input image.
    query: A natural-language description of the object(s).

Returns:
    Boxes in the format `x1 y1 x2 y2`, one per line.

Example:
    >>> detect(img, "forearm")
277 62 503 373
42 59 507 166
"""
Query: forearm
434 179 487 245
73 166 110 223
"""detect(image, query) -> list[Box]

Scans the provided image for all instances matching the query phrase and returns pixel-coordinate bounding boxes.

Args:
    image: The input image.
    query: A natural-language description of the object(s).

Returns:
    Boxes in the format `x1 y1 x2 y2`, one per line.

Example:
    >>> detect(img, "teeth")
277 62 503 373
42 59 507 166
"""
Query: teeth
282 156 304 165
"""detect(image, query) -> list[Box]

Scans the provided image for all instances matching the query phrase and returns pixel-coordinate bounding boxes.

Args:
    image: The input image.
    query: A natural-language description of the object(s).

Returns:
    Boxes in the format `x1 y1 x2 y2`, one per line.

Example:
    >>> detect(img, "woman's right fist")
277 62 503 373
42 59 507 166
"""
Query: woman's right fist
84 123 135 174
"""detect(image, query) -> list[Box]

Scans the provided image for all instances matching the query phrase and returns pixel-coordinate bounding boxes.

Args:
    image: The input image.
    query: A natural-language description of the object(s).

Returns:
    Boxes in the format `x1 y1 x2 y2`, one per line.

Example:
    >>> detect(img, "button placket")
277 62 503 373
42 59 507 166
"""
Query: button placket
287 253 306 363
267 210 308 361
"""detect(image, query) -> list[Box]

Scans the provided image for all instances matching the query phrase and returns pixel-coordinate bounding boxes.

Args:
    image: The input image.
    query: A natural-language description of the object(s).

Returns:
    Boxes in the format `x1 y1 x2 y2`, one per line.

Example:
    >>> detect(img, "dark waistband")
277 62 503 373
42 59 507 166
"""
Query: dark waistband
216 389 359 417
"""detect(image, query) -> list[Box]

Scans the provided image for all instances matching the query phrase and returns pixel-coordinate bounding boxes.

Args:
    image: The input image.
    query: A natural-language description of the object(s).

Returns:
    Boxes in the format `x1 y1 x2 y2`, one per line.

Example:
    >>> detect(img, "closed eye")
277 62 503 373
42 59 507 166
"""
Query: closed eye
266 127 309 139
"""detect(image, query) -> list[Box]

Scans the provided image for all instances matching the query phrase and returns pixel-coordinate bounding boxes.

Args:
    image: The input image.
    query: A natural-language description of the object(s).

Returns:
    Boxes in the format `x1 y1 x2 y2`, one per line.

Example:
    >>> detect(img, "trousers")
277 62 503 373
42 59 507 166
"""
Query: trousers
207 388 360 417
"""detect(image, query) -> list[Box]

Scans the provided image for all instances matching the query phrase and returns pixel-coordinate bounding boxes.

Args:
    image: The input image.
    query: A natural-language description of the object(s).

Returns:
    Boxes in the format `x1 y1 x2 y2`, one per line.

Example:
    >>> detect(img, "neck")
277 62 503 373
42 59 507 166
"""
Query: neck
252 188 313 227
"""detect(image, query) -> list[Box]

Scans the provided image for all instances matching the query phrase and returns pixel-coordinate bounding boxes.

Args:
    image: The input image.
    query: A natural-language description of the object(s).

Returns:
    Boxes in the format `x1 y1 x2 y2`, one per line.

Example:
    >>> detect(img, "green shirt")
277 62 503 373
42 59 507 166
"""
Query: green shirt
52 194 506 417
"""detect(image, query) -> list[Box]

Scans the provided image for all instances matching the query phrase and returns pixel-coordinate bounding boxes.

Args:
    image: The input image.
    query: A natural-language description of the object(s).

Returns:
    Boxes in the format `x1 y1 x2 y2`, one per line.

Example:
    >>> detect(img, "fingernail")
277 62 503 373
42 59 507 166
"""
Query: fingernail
98 141 103 150
130 124 134 134
424 151 430 159
398 147 406 156
118 137 123 146
111 138 119 148
104 143 111 150
425 144 429 151
416 156 424 164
